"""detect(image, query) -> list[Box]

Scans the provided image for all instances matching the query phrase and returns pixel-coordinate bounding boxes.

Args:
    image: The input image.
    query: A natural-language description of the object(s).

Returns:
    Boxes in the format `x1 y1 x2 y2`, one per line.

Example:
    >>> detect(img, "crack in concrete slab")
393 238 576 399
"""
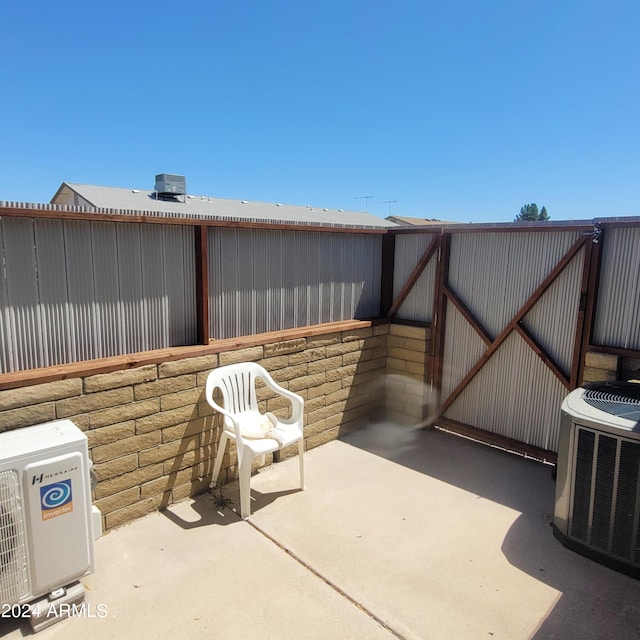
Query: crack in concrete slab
247 519 406 640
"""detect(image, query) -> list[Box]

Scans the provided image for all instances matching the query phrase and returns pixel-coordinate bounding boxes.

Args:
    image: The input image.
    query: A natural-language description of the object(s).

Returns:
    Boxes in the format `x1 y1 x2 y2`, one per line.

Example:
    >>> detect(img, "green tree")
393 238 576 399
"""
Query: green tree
515 203 550 222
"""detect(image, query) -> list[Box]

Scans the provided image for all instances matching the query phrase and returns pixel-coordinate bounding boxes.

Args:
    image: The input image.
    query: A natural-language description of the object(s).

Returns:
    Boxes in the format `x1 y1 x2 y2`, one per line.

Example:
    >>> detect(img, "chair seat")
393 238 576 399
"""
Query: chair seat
222 424 303 455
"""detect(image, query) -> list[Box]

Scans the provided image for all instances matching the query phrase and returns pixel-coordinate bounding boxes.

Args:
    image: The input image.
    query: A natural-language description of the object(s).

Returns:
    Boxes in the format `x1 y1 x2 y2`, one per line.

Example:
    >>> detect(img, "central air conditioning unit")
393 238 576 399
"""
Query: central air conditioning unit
0 420 101 611
154 173 186 197
554 381 640 578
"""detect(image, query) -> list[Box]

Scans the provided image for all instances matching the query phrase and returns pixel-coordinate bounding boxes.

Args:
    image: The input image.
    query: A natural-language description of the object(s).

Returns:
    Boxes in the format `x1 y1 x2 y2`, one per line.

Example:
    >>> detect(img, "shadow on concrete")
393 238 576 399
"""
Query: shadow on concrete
160 491 239 529
0 619 23 638
160 481 302 530
343 422 640 640
242 487 302 515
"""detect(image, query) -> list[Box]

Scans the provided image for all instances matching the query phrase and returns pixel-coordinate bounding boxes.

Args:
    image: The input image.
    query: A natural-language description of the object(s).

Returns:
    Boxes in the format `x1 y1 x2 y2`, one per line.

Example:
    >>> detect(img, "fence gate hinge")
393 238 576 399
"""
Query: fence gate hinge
579 292 588 311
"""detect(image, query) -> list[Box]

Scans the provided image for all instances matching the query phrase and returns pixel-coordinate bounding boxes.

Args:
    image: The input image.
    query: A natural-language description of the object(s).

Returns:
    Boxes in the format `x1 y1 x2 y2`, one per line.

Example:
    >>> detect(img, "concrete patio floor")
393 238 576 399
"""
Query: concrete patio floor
3 423 640 639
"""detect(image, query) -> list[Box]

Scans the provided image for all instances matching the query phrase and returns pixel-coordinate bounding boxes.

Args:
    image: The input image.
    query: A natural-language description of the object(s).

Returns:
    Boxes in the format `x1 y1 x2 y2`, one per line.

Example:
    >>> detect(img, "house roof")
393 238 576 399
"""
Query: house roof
51 183 396 229
385 215 452 226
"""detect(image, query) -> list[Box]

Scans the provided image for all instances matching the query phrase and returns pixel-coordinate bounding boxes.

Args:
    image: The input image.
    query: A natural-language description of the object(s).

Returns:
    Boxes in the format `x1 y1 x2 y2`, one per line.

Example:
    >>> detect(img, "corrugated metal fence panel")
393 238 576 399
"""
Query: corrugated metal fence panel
522 246 584 374
208 228 382 339
91 222 121 357
209 228 247 338
0 222 10 372
448 231 582 338
1 219 43 371
140 225 166 348
161 225 196 347
593 226 640 349
392 233 437 322
445 332 567 451
442 230 584 452
360 232 383 318
181 226 197 345
138 225 195 352
64 219 98 362
0 218 196 372
117 224 144 354
33 220 73 367
441 304 487 400
133 224 197 350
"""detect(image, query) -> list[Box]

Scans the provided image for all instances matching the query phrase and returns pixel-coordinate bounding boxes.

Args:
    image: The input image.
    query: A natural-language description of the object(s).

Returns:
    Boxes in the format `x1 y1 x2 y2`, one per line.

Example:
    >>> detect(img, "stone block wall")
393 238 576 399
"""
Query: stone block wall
581 352 640 385
385 324 431 425
0 324 388 531
582 352 620 384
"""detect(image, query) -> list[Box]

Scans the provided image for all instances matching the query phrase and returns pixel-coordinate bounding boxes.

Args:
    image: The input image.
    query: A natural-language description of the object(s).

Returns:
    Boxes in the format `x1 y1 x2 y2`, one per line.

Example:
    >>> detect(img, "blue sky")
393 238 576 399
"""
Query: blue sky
2 1 638 223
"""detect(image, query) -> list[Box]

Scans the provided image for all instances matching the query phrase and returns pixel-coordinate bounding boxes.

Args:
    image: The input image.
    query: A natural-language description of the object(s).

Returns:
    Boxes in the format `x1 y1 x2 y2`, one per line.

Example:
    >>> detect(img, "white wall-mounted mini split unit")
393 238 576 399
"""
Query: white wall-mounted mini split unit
0 420 101 631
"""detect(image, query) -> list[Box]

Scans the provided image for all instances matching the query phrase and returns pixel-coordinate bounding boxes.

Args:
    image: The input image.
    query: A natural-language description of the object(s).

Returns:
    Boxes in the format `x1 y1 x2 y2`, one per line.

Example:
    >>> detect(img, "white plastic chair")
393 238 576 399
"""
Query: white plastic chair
206 362 305 518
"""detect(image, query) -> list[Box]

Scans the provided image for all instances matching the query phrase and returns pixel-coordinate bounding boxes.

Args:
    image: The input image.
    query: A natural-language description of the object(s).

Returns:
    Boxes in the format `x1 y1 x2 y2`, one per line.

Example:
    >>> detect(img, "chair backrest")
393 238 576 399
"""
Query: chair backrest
205 362 268 419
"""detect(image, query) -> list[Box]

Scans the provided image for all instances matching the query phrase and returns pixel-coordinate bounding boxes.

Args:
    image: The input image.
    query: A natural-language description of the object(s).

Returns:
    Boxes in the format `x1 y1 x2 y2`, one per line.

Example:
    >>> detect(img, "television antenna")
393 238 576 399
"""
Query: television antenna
355 195 375 212
381 200 397 215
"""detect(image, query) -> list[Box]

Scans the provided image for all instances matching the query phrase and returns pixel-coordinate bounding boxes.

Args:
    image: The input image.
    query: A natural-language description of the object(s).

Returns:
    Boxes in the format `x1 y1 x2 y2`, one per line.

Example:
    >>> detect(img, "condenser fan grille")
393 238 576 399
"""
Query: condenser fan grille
583 384 640 421
0 470 29 605
569 426 640 567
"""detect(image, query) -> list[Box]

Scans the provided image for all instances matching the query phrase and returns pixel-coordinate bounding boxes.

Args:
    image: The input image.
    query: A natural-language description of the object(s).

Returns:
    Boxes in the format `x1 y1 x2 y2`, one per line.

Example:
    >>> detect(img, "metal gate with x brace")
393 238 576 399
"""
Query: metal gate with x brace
385 223 601 461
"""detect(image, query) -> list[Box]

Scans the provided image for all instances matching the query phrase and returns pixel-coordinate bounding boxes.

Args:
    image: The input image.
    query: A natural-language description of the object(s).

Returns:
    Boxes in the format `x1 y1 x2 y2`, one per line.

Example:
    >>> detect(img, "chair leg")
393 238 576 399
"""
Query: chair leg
298 437 305 490
210 432 229 488
239 452 253 519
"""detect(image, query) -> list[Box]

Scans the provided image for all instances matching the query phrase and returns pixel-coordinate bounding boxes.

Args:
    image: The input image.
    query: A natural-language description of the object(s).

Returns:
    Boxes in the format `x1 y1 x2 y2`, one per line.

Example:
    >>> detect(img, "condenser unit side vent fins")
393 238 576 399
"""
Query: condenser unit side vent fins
613 441 640 563
570 427 594 543
0 469 29 606
569 426 640 567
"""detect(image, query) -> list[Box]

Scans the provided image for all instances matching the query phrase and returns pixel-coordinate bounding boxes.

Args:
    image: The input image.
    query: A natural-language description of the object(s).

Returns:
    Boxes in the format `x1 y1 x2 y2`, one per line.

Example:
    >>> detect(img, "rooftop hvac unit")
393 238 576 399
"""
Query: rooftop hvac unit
0 420 101 615
554 381 640 578
154 173 186 197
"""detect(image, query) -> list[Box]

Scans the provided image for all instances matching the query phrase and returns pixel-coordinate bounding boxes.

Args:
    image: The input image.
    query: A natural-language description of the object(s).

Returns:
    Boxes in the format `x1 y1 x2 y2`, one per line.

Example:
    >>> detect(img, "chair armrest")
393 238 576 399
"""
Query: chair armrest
259 371 304 426
206 396 244 438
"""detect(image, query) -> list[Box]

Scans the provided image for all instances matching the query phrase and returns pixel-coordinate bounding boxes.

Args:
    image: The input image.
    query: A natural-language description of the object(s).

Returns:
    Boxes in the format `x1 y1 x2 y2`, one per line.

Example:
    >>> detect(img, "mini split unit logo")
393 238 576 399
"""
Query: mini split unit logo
40 480 73 520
